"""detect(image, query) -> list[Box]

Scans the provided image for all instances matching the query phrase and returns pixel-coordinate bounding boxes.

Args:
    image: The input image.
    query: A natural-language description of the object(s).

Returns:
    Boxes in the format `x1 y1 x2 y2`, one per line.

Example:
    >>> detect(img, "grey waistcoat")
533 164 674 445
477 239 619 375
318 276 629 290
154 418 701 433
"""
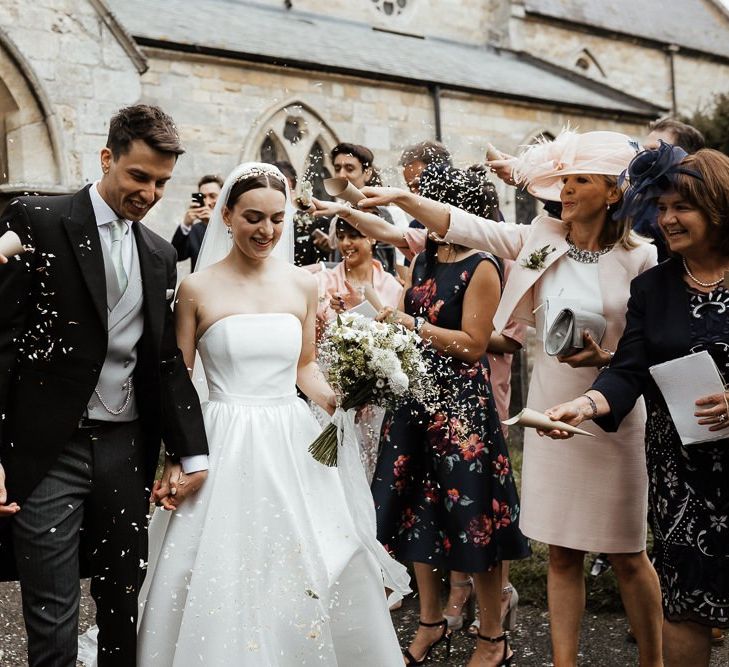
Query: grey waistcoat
86 230 144 421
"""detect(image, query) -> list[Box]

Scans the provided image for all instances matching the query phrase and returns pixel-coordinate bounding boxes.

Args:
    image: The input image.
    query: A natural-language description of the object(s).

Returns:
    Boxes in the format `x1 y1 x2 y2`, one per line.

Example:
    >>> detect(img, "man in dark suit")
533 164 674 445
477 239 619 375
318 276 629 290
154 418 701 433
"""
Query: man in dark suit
170 173 222 271
0 105 208 666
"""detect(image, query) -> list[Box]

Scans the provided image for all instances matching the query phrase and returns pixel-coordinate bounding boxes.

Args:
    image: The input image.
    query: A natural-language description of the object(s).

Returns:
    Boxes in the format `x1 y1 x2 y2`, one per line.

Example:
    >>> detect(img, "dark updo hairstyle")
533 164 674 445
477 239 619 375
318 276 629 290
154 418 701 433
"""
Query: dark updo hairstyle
419 162 501 270
225 172 287 209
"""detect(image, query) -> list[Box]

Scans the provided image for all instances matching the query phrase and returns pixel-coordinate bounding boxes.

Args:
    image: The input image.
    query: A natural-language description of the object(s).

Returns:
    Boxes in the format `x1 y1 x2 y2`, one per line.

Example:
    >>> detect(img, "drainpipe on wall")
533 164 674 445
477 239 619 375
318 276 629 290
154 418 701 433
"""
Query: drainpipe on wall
429 84 443 141
667 44 679 115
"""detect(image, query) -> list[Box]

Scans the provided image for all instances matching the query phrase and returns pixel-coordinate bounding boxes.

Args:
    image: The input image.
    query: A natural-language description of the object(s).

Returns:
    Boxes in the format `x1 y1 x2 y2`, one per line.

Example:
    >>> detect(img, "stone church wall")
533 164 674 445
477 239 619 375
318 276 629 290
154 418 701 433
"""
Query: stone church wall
0 0 141 189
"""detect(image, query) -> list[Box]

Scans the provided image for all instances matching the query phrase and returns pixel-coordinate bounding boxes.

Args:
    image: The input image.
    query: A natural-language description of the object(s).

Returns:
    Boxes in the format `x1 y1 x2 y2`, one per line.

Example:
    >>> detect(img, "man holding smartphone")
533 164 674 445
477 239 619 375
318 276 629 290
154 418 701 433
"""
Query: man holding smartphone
170 173 223 271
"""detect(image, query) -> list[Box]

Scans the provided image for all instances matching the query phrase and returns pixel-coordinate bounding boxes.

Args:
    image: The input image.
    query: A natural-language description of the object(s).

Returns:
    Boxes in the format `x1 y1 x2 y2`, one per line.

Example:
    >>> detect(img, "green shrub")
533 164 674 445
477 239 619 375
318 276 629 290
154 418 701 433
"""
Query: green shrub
683 93 729 156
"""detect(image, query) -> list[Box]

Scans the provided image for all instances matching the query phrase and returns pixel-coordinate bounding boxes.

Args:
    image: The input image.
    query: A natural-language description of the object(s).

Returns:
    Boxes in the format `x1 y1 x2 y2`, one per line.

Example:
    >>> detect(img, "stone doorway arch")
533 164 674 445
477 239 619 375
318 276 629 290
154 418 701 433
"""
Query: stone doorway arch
0 34 66 203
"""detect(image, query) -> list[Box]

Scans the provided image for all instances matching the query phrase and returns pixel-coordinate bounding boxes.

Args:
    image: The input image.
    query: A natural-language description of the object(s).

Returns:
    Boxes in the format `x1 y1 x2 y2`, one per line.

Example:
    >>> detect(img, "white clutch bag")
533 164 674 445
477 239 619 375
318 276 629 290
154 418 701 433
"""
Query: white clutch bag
545 308 607 357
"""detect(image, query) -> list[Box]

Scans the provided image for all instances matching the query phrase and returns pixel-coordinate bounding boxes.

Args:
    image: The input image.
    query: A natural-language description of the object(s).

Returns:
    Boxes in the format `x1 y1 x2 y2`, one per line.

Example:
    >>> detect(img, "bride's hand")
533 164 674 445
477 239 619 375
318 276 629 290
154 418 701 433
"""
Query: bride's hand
166 470 208 508
324 392 337 416
358 186 408 210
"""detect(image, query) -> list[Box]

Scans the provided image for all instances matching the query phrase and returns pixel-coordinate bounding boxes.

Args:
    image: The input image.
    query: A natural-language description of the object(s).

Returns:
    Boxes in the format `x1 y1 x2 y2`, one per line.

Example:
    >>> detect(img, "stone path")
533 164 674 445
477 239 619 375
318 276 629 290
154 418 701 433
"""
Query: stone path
1 581 727 666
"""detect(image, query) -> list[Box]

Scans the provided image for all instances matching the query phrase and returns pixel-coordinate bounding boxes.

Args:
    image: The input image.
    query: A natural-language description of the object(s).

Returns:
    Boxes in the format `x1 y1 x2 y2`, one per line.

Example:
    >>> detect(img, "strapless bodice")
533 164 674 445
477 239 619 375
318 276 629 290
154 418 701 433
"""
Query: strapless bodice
197 313 301 399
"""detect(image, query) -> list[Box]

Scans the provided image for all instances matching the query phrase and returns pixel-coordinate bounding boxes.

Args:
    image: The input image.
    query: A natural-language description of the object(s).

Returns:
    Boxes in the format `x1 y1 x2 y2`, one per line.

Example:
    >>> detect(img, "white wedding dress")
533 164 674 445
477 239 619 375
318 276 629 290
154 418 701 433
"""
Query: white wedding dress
134 312 404 666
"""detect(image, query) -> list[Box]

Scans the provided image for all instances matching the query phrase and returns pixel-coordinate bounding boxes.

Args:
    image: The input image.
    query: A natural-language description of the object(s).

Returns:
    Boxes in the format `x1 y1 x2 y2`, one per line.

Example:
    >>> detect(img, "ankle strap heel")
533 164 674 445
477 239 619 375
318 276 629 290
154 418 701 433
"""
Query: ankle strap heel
477 631 513 666
403 619 452 666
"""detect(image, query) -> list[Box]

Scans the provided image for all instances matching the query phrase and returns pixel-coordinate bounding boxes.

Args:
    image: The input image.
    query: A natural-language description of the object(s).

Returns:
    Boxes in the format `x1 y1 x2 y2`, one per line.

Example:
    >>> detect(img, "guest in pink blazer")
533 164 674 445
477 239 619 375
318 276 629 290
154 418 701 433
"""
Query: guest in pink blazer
311 218 402 322
358 131 664 667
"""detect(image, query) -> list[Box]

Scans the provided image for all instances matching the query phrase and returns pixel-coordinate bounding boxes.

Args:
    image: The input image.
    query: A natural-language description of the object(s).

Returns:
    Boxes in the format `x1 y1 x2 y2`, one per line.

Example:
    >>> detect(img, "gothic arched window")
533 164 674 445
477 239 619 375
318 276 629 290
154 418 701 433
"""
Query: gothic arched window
249 102 339 201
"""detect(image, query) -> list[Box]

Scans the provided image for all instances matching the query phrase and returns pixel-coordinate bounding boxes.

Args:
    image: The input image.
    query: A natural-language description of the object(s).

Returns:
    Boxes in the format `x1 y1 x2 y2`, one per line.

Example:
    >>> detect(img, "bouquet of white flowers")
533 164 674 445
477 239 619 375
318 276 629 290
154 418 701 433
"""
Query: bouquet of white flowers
310 312 437 466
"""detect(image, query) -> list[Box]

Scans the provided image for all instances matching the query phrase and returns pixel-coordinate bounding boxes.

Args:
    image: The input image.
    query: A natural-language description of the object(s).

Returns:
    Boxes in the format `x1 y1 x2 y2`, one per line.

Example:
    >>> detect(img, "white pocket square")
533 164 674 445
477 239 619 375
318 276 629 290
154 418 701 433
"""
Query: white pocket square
166 289 175 300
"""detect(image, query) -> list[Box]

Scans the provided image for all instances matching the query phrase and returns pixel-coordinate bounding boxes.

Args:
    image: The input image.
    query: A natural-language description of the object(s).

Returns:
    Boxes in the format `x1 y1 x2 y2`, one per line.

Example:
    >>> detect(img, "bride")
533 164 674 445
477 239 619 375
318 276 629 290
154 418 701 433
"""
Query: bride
130 163 408 665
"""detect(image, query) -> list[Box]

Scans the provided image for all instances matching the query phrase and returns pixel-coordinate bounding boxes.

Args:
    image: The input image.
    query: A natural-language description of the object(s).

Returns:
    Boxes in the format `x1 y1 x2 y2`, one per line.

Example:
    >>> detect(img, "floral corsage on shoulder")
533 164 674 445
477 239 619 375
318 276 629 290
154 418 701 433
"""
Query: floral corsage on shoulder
521 244 556 271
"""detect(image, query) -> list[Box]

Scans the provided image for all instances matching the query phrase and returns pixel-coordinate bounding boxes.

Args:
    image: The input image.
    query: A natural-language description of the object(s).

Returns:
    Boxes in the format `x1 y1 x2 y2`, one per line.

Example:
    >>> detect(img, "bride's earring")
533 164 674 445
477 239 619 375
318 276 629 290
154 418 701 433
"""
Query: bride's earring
226 225 232 238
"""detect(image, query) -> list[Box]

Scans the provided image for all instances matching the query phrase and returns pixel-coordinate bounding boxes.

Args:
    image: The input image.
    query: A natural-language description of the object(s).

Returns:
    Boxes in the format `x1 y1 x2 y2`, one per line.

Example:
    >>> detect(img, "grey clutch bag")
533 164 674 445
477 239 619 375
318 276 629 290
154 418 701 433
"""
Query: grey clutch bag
545 308 607 357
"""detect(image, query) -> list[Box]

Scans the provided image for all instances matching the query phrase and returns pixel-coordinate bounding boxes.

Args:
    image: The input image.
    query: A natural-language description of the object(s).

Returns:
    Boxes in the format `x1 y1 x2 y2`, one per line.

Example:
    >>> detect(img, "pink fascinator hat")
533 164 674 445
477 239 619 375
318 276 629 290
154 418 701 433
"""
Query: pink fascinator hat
513 129 638 201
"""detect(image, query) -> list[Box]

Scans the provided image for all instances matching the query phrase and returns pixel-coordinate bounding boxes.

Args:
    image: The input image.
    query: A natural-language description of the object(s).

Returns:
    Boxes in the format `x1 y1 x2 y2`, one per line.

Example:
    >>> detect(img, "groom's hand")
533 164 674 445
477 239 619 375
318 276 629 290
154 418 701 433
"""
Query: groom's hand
0 464 20 516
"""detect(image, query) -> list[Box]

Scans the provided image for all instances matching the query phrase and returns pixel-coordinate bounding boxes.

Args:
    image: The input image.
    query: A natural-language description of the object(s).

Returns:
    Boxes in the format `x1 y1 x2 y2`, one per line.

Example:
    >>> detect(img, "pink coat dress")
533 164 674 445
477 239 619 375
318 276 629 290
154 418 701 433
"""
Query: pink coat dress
445 208 657 553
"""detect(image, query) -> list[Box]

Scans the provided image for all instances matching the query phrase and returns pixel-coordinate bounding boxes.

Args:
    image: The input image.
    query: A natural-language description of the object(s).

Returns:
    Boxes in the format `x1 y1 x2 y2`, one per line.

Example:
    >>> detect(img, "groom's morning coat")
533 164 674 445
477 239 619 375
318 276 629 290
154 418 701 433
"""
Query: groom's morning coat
0 186 208 579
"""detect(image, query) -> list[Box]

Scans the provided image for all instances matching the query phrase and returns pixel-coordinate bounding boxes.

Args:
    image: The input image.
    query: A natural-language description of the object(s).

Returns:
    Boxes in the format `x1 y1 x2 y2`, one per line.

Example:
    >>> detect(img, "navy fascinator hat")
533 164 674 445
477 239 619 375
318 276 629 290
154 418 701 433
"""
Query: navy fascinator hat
614 140 702 222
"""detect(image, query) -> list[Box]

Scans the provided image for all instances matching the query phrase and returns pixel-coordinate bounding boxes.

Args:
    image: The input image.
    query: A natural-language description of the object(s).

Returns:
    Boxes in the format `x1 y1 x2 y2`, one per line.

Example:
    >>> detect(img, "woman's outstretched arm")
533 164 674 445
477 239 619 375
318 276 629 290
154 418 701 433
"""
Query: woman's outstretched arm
312 198 410 249
358 187 528 260
358 187 451 238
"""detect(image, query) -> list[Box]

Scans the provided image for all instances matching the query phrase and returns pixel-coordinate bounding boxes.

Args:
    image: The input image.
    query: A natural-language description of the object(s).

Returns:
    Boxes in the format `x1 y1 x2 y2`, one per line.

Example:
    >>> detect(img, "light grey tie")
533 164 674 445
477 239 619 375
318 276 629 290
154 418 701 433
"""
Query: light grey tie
109 219 128 292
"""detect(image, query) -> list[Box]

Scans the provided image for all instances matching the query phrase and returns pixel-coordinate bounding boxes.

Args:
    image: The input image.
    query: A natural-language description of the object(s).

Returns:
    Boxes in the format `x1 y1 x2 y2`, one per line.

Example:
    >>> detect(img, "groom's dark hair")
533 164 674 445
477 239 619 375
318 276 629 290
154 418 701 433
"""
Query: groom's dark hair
106 104 184 159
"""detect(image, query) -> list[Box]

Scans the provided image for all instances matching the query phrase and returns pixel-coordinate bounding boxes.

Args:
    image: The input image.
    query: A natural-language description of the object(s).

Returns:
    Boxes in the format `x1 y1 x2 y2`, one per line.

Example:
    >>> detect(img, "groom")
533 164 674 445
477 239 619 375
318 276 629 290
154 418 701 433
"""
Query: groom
0 105 208 666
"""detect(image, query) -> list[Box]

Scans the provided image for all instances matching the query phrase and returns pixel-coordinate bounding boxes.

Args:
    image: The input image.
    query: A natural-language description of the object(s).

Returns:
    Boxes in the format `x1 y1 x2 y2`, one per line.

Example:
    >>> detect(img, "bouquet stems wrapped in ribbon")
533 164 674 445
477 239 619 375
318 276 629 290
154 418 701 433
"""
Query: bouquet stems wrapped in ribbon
309 312 436 466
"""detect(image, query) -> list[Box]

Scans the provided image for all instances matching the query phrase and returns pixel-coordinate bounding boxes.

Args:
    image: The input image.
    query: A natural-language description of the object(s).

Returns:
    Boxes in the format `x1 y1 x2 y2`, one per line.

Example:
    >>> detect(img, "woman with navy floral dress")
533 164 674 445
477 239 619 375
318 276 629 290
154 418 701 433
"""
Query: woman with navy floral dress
372 235 529 666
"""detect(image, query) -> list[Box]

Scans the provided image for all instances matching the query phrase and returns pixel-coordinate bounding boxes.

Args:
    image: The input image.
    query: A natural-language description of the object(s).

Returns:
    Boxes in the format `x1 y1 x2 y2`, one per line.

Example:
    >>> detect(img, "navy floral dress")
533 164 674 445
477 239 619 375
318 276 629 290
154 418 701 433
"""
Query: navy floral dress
647 285 729 628
372 251 529 572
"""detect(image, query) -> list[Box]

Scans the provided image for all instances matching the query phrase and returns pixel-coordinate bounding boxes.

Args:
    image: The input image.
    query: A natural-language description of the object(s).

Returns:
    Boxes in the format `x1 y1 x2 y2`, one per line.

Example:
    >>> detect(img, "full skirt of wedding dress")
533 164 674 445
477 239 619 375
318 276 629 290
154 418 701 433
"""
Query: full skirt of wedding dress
136 395 402 666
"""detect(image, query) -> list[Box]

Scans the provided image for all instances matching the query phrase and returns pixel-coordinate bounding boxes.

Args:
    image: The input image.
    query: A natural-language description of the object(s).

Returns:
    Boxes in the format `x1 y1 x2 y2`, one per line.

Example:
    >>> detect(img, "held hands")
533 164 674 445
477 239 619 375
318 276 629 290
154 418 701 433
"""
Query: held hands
695 392 729 431
0 464 20 516
151 459 208 510
0 253 7 265
557 332 612 368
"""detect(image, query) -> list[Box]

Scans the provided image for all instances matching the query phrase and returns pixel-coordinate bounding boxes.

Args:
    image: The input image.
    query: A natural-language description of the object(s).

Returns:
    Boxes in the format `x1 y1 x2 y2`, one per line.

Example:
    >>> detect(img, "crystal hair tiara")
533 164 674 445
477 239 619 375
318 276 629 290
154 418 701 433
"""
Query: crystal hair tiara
232 165 287 186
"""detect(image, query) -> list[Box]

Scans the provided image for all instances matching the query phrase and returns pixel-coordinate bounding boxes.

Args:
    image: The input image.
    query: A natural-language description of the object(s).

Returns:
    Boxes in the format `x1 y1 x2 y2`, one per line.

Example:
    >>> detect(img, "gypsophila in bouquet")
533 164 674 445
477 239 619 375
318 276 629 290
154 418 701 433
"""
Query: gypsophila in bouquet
310 312 437 466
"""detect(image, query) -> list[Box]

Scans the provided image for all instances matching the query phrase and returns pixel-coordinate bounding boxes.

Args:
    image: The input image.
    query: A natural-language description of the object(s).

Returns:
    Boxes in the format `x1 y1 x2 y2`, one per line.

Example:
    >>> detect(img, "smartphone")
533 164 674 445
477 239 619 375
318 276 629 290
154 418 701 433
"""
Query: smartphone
191 192 205 208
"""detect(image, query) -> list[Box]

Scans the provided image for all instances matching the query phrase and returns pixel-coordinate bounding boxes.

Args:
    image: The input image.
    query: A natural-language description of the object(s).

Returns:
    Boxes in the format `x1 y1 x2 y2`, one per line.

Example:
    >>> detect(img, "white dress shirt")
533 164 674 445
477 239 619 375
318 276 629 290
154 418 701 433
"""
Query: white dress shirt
89 184 208 474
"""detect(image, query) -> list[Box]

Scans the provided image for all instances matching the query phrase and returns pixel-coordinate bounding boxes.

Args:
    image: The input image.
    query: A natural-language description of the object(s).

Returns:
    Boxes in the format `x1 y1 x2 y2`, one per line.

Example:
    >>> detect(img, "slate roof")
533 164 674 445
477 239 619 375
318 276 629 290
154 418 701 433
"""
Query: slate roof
106 0 661 118
524 0 729 60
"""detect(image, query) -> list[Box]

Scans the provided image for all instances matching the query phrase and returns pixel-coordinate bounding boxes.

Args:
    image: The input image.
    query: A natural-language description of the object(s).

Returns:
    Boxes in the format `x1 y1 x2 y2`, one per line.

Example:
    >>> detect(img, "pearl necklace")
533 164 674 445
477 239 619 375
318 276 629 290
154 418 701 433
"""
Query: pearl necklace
682 257 724 288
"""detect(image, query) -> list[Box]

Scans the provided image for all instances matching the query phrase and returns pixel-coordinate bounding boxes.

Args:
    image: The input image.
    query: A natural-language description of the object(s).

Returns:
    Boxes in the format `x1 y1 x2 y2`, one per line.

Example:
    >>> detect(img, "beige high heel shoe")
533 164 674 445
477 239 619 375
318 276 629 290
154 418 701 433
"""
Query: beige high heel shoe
467 583 519 636
443 576 475 630
501 584 519 631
